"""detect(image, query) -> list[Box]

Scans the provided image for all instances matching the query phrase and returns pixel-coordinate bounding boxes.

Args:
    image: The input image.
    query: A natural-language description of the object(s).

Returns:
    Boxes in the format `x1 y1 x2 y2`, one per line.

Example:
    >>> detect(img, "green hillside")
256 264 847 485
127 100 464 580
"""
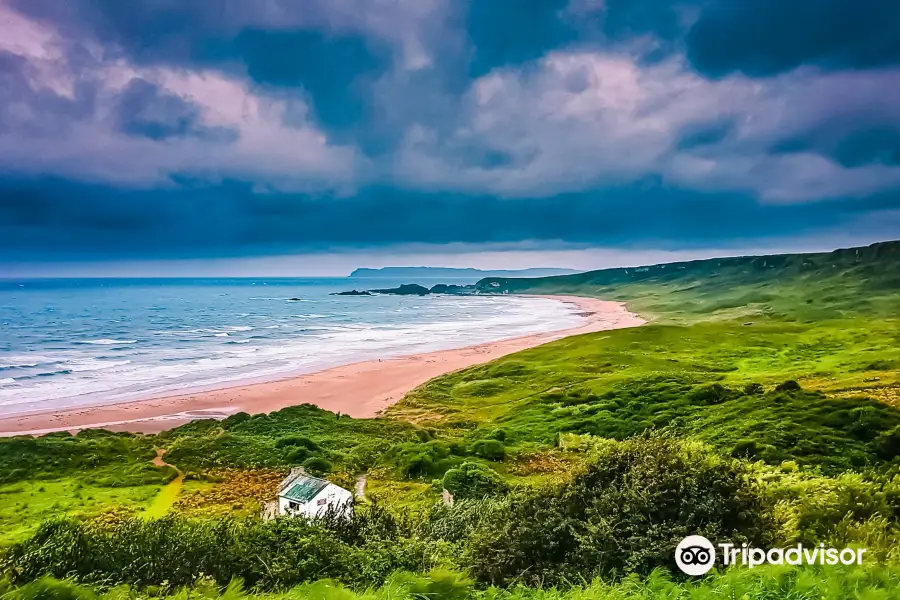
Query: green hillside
476 240 900 322
2 241 900 597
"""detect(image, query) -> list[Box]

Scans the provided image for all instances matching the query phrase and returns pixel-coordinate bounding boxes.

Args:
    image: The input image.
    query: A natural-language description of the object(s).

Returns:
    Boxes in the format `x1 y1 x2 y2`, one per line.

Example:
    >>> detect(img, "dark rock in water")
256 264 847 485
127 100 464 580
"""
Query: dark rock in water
333 282 477 296
288 297 302 301
370 283 431 296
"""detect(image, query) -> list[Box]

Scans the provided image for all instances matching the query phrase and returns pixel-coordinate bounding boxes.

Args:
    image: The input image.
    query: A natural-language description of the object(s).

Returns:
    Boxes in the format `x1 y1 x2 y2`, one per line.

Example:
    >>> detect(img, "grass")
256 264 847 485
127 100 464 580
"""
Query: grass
143 472 185 519
5 563 900 599
158 404 420 473
1 240 898 596
477 240 900 324
0 441 178 545
389 318 900 474
0 474 161 545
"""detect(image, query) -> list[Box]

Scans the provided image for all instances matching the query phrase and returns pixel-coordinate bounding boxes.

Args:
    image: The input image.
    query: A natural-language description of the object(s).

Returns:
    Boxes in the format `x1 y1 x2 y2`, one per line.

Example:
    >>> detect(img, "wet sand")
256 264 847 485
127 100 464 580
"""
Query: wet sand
0 296 644 436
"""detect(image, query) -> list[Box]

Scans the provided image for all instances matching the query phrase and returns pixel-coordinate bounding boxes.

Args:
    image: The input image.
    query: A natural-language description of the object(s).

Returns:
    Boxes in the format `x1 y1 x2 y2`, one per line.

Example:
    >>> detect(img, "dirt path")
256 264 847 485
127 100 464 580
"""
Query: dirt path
145 449 184 518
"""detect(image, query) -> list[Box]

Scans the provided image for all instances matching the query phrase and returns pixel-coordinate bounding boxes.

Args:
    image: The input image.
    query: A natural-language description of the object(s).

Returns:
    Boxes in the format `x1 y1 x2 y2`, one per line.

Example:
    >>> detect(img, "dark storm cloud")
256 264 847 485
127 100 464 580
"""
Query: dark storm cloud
0 50 98 138
113 78 238 142
686 0 900 77
676 120 735 150
233 29 387 131
2 177 898 260
9 0 394 133
774 127 900 168
1 0 899 263
465 0 575 77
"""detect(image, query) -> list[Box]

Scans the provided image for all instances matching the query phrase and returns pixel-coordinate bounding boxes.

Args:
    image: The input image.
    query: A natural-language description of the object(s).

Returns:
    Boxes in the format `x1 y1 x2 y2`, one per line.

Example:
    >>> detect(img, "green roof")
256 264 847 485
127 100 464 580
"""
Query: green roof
281 475 329 503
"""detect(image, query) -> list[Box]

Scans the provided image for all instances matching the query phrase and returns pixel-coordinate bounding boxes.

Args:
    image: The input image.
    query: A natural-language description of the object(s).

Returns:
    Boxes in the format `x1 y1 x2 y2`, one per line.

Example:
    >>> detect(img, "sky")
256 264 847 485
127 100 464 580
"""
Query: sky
1 0 899 276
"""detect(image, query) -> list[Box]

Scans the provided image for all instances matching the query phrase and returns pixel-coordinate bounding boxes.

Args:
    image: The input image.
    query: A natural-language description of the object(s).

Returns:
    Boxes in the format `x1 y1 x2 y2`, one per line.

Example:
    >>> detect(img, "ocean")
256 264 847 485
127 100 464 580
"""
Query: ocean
0 278 584 417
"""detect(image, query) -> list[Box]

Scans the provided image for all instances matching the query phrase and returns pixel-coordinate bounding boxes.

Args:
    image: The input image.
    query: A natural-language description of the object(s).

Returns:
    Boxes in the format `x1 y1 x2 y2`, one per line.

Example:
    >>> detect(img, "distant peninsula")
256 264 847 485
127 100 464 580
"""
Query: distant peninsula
349 267 578 279
331 283 475 296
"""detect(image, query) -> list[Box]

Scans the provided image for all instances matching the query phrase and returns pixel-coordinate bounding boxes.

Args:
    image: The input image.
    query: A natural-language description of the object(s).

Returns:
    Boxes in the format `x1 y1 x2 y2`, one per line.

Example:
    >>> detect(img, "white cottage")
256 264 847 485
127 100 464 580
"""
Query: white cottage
277 468 353 518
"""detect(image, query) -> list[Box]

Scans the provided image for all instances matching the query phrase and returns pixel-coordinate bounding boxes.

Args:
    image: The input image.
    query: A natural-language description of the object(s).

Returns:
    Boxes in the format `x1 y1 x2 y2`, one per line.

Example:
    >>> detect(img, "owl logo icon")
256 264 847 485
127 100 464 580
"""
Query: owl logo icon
675 535 716 575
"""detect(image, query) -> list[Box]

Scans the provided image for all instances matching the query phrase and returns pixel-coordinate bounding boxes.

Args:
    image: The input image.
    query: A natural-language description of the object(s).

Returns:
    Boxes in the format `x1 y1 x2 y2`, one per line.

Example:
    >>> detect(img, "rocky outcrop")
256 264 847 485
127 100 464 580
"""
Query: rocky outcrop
369 283 431 296
333 282 478 297
429 283 475 294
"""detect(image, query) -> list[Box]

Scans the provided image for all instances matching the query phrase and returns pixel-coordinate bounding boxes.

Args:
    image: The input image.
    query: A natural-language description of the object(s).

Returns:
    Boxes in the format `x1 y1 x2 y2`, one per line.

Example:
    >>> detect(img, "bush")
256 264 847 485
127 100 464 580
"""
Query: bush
685 383 731 405
302 457 333 475
388 441 464 479
221 412 251 427
0 433 154 484
775 380 802 392
442 462 508 500
464 436 775 586
743 382 765 395
731 439 759 458
275 436 320 451
875 425 900 460
488 429 507 442
470 440 506 461
285 447 311 463
2 510 434 591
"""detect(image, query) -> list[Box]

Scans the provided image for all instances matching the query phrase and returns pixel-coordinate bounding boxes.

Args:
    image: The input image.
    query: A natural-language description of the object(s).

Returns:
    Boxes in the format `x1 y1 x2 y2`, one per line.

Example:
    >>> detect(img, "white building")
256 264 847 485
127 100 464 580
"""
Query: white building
277 468 353 518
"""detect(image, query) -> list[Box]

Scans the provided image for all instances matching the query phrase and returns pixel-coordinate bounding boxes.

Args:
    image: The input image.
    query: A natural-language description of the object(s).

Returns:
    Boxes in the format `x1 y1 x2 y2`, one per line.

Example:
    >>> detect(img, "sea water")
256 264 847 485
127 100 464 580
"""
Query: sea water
0 278 584 417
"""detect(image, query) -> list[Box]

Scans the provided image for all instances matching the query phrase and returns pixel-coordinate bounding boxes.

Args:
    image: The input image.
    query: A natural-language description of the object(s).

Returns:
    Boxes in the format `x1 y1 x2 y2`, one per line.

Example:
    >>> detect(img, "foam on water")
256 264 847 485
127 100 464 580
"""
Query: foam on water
0 278 587 417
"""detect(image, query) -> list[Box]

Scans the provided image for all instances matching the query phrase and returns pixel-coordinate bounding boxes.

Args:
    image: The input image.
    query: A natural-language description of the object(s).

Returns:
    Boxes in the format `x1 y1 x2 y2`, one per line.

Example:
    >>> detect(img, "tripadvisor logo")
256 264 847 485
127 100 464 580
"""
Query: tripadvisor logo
676 535 716 575
675 535 867 576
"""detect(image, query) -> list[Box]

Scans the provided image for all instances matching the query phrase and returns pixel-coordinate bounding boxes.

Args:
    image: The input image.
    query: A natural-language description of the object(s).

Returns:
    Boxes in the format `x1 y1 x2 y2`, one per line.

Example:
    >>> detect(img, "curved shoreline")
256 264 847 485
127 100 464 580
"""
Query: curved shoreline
0 296 644 436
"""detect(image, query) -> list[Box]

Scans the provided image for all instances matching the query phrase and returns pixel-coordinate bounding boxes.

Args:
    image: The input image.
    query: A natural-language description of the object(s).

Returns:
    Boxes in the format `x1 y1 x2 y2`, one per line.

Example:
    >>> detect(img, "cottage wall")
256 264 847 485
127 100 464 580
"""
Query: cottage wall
278 482 353 518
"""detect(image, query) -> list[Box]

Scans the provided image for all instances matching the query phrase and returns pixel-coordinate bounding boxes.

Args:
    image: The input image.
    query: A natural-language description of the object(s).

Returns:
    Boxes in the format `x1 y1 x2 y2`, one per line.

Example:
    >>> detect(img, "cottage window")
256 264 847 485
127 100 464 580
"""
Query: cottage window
317 498 327 506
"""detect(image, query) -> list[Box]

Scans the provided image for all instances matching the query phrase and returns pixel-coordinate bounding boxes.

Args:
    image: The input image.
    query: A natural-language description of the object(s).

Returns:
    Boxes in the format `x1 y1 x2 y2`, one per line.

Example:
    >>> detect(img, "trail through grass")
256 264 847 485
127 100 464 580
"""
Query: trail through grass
143 449 184 519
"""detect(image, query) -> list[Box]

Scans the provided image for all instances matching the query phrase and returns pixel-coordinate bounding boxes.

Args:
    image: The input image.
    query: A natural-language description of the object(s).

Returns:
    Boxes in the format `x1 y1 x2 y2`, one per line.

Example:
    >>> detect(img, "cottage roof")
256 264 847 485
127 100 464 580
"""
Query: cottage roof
280 474 329 503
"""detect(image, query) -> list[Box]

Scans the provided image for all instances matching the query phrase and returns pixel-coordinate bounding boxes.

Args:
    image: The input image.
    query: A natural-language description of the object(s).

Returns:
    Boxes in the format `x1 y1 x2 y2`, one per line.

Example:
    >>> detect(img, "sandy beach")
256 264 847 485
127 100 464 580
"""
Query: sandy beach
0 296 643 436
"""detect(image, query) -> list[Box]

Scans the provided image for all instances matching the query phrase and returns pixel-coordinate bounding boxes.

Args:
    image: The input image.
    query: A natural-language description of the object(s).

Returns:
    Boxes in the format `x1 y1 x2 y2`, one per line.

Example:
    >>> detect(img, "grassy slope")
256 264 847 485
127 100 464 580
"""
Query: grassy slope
391 319 900 473
0 405 422 545
0 430 178 545
476 240 900 323
1 240 899 591
388 240 900 479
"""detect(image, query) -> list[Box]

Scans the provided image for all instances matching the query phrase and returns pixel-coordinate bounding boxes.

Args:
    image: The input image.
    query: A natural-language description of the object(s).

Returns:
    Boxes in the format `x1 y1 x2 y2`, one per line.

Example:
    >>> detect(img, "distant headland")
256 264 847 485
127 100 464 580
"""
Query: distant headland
348 267 577 279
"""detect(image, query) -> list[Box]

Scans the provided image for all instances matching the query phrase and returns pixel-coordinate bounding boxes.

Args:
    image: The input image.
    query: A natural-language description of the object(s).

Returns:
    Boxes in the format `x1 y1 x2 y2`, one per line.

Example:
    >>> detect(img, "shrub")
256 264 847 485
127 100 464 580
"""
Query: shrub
285 447 311 463
2 512 435 591
685 383 731 405
221 412 251 427
302 457 333 475
464 436 775 586
875 425 900 460
470 440 506 461
775 380 802 392
731 439 759 458
388 441 463 479
275 436 320 451
743 382 765 395
442 462 508 500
